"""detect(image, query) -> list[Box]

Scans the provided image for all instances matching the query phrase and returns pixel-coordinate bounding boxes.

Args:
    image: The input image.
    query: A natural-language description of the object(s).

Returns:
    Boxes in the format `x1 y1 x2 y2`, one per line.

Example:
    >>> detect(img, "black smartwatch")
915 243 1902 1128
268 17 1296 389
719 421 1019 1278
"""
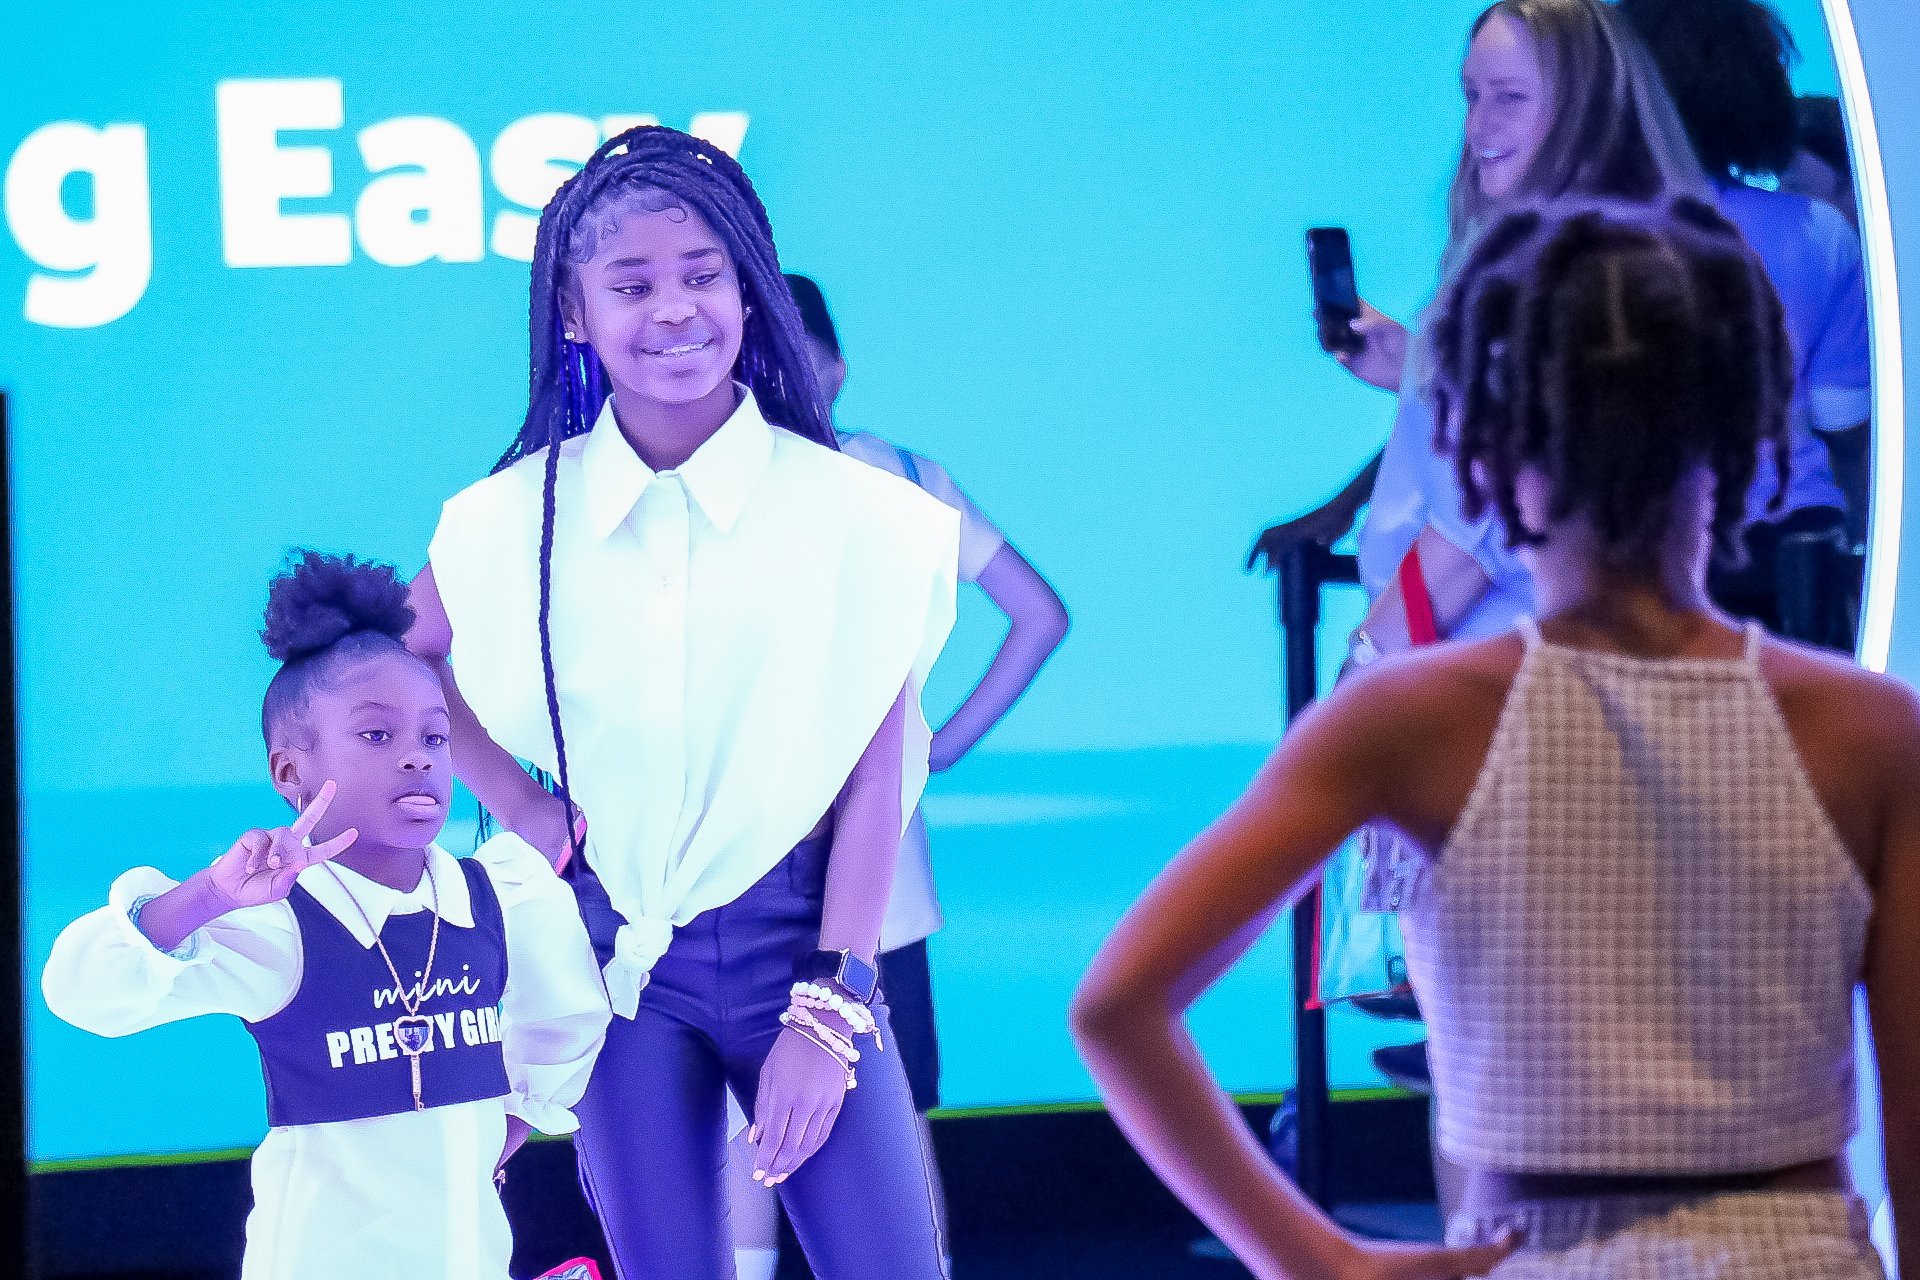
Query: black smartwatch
793 948 879 1005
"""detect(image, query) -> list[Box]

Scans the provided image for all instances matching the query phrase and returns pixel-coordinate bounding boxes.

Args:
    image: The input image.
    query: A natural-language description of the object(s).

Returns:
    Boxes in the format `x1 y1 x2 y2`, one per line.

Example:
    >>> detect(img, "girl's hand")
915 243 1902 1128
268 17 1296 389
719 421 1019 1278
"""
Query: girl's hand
1332 300 1409 393
515 792 589 874
205 782 358 912
749 1026 851 1187
1332 1234 1519 1280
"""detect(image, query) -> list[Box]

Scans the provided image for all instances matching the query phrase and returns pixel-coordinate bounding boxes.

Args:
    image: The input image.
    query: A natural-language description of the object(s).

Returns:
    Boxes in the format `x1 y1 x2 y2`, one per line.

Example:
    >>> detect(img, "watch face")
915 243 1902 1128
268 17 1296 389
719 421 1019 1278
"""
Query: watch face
839 951 878 1002
798 948 878 1002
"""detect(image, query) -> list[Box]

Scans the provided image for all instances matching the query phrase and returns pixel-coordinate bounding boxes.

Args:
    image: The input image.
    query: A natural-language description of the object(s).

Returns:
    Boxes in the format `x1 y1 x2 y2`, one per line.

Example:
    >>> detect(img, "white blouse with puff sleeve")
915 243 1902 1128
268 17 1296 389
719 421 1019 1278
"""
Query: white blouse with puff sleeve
40 834 611 1280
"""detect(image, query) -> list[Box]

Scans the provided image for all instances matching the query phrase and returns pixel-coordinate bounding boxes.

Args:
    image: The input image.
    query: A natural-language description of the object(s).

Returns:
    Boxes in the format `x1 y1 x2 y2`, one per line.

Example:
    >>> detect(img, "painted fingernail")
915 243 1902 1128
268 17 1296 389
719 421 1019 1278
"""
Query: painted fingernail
753 1170 765 1181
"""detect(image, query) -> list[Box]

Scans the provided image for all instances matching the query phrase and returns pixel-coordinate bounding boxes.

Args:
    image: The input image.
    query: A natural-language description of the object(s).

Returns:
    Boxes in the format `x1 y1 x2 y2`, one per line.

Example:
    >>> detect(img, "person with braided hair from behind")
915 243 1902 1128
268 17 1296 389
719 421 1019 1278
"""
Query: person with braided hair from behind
41 551 610 1280
1074 198 1913 1278
406 126 959 1279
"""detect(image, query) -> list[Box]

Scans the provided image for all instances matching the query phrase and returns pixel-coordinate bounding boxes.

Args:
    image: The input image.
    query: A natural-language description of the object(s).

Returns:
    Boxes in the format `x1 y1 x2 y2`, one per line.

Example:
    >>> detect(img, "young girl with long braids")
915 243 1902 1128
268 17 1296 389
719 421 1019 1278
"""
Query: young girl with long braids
1075 198 1912 1278
42 552 611 1280
408 126 959 1279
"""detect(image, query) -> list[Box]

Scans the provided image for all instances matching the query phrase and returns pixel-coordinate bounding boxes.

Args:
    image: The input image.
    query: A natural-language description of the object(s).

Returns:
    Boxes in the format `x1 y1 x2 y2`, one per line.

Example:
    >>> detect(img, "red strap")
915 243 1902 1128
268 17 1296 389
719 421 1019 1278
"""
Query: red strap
1399 546 1440 647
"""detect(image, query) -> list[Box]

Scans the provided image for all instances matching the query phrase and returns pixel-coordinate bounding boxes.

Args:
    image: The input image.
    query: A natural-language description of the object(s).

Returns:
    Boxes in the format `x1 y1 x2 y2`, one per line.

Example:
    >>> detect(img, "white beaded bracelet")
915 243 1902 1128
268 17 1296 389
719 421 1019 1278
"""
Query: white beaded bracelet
785 1004 861 1063
790 981 881 1048
778 1010 858 1090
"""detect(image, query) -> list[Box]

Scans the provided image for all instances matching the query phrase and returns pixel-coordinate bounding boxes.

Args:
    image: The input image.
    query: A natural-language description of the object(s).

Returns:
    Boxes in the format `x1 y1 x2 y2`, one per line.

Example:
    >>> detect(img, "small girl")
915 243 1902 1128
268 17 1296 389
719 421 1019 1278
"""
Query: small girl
1075 199 1906 1278
41 551 611 1280
408 127 959 1279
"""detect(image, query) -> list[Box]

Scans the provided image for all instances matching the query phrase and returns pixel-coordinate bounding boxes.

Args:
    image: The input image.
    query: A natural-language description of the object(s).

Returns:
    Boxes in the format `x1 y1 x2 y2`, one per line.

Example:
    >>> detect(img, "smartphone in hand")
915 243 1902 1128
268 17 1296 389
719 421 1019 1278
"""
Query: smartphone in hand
1307 226 1362 356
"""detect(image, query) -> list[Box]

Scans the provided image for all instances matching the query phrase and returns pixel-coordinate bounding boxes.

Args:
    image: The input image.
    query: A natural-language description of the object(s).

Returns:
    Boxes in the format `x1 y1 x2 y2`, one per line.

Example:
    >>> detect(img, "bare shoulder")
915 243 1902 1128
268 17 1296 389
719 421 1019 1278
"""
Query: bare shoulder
1282 632 1524 841
1308 632 1525 754
1759 637 1920 762
1337 632 1527 716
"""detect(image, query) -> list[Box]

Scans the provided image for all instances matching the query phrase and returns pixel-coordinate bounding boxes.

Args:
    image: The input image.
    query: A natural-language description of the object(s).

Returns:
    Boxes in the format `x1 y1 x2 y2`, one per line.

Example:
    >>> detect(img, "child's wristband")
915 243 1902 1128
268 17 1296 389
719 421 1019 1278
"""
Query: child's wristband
128 894 202 962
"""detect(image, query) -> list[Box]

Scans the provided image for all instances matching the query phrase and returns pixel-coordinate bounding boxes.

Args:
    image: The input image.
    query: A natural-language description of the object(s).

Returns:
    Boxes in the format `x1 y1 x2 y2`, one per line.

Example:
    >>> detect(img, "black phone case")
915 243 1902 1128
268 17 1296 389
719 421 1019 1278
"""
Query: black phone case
1308 228 1361 355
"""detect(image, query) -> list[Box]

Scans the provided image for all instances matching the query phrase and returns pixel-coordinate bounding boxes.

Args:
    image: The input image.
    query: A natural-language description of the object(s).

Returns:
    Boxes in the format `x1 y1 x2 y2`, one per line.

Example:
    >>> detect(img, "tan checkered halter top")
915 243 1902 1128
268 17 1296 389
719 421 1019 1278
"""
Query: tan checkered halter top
1399 617 1872 1174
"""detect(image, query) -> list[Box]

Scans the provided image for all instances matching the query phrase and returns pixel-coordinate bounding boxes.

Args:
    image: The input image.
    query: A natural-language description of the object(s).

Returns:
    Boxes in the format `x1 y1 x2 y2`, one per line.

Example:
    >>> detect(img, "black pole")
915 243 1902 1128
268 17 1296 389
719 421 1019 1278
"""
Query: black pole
0 393 28 1276
1277 541 1331 1209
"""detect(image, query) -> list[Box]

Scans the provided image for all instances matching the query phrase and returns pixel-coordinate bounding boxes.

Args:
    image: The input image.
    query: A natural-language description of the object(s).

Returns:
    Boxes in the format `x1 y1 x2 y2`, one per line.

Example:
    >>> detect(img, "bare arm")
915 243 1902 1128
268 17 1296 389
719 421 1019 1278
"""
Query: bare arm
930 545 1068 771
1070 669 1512 1280
406 566 573 867
747 686 913 1186
1865 685 1920 1276
1355 525 1494 654
818 686 910 964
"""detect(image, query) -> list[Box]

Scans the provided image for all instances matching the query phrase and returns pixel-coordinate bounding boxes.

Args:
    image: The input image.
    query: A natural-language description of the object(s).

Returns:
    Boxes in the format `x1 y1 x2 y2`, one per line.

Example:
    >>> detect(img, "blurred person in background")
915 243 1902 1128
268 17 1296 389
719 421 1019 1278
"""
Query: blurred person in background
1618 0 1872 650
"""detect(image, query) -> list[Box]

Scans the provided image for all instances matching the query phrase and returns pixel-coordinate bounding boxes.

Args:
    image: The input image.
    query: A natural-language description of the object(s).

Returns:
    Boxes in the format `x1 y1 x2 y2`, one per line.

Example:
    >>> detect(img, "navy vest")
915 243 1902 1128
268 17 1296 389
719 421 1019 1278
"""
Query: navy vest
248 857 512 1127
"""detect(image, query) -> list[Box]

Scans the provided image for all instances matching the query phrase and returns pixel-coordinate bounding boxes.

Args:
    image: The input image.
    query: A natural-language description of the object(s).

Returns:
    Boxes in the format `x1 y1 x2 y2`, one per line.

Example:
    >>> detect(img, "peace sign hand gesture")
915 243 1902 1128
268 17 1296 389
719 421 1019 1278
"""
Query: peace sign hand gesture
205 781 360 913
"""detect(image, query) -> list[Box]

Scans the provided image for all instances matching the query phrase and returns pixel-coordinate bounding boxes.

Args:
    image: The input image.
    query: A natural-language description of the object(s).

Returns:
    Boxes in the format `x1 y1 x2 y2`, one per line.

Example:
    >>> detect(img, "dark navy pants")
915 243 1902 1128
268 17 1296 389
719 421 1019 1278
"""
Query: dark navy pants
570 836 947 1280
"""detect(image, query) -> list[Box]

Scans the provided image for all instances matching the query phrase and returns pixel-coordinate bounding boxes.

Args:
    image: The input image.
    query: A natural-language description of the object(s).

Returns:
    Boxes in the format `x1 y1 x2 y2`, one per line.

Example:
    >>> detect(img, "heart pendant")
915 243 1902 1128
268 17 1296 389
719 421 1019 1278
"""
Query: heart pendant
394 1014 433 1057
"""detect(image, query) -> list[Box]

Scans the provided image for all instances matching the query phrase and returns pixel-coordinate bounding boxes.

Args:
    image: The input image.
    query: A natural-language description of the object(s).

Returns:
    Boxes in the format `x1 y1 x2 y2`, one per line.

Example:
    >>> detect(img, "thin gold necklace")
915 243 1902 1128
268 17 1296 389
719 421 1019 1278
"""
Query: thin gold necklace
323 858 441 1110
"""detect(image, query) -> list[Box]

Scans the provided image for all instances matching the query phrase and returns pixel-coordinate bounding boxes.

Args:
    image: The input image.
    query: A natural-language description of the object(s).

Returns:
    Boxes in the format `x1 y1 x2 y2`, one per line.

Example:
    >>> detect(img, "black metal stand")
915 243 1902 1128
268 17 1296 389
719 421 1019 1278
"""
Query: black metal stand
1260 538 1358 1211
0 394 28 1277
1244 454 1380 1212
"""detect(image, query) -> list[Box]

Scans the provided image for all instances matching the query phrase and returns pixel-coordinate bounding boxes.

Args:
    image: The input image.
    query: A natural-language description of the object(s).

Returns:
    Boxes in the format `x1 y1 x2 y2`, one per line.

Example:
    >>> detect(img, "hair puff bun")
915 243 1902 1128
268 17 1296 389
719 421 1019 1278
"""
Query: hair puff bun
260 550 415 664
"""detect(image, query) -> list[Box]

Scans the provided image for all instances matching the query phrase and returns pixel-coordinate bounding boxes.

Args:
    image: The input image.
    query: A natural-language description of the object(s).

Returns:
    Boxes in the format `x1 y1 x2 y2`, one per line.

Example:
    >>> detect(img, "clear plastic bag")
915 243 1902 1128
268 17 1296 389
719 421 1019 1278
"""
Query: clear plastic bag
1316 824 1420 1004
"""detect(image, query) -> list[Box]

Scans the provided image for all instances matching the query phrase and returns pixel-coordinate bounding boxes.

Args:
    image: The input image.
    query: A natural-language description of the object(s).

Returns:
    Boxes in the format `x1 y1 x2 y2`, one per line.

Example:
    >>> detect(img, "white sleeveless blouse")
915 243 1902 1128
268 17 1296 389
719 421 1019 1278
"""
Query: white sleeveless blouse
429 390 959 1017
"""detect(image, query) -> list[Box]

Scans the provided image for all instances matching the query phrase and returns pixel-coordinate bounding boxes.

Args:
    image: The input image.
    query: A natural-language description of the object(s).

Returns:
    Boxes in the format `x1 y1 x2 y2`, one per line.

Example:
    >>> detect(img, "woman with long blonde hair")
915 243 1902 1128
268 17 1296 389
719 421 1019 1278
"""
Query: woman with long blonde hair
1340 0 1708 660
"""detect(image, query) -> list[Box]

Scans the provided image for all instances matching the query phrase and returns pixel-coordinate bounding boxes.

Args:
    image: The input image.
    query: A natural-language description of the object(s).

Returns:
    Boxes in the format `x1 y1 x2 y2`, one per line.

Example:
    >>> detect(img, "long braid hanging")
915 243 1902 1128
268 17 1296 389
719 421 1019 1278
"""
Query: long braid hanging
535 338 584 870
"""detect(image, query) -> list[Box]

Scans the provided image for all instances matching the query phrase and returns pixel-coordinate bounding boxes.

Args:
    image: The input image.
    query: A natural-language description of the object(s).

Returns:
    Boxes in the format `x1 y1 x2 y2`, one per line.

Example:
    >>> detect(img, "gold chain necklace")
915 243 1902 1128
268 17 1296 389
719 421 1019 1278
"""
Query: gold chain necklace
323 858 442 1111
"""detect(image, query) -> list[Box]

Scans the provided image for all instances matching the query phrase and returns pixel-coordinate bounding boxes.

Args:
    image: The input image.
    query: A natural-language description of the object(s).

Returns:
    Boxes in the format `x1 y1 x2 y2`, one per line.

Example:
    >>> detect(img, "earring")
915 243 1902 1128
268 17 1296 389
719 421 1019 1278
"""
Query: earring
564 330 577 342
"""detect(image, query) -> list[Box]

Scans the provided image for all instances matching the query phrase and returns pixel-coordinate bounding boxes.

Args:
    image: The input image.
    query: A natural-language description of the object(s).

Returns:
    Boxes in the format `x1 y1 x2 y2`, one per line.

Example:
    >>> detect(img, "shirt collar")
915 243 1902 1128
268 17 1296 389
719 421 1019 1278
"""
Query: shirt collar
581 383 775 539
298 845 475 949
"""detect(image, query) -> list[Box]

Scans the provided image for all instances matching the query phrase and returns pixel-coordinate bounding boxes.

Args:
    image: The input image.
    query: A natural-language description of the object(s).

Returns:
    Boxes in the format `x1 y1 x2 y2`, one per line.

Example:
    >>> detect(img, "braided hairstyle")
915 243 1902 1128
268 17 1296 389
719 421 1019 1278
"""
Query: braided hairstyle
260 550 419 747
497 126 831 863
1425 197 1792 569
